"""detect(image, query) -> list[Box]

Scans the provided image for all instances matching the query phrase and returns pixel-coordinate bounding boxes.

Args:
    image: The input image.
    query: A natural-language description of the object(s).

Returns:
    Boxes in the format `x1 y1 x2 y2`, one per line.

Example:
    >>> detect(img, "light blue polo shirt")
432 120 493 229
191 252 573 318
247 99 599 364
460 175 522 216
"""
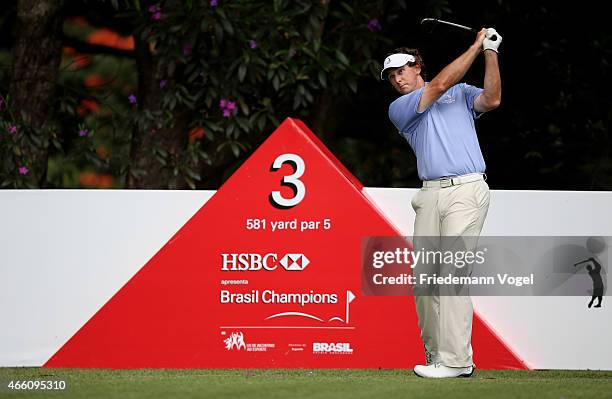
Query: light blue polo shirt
389 83 486 181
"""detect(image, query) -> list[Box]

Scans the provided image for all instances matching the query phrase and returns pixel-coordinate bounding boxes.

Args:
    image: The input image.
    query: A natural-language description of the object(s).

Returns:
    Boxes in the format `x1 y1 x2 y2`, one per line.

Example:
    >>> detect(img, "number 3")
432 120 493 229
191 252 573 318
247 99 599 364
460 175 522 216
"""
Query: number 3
269 154 305 209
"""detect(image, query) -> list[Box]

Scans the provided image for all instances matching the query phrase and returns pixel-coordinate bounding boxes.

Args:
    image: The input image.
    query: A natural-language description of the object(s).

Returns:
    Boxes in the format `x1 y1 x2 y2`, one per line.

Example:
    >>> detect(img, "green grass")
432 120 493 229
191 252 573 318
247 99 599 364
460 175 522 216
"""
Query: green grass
1 368 611 399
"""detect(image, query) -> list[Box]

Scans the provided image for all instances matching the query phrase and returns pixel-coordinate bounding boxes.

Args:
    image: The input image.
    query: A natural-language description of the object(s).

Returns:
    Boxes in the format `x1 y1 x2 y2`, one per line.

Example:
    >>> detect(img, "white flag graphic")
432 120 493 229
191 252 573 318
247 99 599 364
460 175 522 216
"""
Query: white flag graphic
346 290 356 324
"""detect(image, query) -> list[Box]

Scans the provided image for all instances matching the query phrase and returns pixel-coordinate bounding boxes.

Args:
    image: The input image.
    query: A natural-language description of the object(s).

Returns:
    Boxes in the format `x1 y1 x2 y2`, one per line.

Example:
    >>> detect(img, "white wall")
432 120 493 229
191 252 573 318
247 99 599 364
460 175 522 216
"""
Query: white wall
0 190 213 366
365 187 612 370
1 189 611 369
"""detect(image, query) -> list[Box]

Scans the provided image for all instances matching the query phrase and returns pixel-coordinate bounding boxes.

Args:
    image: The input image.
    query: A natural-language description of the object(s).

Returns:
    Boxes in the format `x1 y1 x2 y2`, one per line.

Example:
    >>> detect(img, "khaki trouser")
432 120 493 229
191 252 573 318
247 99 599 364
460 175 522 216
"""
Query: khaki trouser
411 177 490 367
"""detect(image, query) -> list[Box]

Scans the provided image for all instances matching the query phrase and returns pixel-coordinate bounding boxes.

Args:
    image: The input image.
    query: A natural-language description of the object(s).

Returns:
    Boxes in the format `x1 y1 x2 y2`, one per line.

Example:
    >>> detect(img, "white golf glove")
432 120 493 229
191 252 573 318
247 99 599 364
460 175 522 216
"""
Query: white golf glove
483 28 502 53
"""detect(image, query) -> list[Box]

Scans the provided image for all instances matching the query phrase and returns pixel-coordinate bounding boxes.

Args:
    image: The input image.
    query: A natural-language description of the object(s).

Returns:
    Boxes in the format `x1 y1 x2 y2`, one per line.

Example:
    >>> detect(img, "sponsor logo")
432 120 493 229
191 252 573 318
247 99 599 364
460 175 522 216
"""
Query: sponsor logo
279 254 310 271
221 253 310 271
313 342 353 355
224 332 246 351
288 343 306 352
439 94 456 104
222 331 276 352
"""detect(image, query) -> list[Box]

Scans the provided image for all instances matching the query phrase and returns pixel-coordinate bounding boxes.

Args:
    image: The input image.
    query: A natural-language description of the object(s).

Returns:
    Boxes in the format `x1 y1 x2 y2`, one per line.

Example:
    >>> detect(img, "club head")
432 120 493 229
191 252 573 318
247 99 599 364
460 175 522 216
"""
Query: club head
420 18 437 34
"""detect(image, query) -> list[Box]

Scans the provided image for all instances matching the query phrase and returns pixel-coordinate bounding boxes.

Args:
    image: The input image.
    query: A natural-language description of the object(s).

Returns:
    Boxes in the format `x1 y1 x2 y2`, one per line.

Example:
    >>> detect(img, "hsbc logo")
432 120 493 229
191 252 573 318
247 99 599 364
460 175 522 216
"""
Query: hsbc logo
280 254 310 270
221 253 310 271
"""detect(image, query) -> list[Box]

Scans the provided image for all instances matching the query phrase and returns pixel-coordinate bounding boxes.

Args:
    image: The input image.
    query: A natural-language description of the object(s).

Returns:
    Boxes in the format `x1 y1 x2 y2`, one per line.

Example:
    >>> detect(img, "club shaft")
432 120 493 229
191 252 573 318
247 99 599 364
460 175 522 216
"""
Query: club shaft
421 18 476 33
574 260 592 267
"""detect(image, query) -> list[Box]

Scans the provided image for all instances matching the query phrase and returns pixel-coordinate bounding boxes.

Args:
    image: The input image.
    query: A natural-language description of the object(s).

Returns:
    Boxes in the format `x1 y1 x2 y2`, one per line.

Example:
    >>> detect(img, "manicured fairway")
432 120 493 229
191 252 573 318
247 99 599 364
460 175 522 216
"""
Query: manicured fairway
1 368 611 399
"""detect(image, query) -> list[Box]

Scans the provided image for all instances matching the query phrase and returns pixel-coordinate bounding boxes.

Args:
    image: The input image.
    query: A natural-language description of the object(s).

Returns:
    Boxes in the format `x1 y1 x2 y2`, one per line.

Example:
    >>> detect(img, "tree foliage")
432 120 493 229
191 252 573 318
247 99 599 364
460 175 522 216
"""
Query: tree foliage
0 0 610 190
1 0 396 188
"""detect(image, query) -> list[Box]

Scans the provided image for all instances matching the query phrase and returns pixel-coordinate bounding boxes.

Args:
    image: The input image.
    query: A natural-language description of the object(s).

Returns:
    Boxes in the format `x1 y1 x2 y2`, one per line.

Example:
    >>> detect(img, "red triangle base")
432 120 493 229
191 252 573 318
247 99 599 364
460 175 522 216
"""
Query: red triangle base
45 118 526 369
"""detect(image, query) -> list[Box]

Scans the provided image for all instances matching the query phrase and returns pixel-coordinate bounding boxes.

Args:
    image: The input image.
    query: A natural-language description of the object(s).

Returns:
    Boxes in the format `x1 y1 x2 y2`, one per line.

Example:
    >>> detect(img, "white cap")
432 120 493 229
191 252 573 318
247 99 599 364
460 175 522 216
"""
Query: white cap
380 53 416 81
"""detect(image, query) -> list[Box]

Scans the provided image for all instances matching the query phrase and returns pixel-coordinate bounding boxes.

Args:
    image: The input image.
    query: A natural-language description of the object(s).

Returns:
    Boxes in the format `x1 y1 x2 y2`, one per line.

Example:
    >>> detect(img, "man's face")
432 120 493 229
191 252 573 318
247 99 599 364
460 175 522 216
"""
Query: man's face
387 63 421 95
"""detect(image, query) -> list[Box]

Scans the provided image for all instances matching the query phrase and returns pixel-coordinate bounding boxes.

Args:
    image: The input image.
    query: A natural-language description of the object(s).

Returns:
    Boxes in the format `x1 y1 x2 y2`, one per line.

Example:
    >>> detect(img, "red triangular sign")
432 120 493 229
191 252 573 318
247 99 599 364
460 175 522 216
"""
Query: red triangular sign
45 118 526 369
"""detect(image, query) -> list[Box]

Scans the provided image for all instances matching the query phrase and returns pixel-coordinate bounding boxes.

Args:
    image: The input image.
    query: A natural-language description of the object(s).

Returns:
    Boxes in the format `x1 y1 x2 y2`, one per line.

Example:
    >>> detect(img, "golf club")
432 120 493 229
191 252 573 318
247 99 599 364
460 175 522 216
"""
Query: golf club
421 18 497 41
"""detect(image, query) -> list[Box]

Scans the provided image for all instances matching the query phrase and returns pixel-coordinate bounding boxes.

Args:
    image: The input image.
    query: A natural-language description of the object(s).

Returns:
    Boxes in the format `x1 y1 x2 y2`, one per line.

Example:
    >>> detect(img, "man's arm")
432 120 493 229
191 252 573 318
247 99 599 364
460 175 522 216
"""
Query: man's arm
417 29 487 113
474 50 501 112
591 258 602 273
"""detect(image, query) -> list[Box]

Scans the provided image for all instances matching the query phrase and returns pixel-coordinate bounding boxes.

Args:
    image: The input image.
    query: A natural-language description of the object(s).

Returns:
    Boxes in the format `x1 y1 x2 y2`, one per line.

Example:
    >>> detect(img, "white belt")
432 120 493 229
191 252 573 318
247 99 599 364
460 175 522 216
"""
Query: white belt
422 173 486 188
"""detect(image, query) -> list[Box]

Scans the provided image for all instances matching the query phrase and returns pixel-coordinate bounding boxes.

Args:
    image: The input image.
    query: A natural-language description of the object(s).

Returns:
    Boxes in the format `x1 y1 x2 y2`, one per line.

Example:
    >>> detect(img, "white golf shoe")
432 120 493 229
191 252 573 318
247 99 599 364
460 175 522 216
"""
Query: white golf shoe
413 363 475 378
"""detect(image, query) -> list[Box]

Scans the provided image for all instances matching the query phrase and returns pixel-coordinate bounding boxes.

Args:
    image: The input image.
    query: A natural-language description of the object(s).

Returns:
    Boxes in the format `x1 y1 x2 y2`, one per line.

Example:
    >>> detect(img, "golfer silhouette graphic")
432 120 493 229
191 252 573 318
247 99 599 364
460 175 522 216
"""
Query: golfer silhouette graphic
575 257 604 308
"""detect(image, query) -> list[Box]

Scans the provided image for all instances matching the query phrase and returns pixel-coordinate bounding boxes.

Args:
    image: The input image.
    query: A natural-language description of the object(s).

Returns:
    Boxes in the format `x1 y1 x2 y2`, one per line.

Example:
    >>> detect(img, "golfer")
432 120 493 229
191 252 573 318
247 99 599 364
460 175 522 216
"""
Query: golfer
381 28 502 378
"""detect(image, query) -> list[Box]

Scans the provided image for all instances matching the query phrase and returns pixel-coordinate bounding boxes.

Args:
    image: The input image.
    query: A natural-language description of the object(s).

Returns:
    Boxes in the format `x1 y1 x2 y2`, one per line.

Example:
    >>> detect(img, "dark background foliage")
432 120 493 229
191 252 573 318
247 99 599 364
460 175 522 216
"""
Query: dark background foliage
0 0 610 190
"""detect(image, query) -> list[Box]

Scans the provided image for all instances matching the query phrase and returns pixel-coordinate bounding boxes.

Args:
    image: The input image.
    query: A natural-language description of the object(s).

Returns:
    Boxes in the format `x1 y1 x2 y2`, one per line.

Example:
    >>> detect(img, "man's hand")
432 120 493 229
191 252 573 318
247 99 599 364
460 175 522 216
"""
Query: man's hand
483 28 502 53
473 28 487 50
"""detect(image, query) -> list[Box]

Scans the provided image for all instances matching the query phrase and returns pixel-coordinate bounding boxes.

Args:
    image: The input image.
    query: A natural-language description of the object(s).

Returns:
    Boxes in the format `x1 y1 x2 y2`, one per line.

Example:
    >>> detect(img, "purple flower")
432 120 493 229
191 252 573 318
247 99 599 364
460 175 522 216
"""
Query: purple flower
8 125 17 134
182 43 193 56
219 98 238 118
148 5 163 20
210 0 218 7
367 18 382 32
159 79 167 89
78 129 89 137
18 166 28 175
249 40 257 49
128 94 137 104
